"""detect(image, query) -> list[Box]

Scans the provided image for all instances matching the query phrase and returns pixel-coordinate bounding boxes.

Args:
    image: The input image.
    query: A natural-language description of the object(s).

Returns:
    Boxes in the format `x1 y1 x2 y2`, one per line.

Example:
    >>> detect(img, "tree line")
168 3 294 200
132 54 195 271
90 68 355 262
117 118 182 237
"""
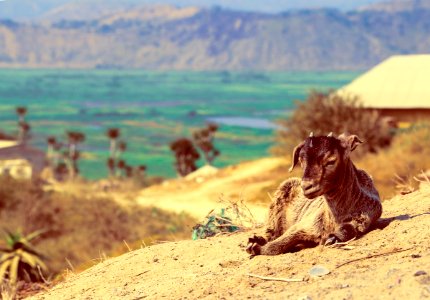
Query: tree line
5 106 221 180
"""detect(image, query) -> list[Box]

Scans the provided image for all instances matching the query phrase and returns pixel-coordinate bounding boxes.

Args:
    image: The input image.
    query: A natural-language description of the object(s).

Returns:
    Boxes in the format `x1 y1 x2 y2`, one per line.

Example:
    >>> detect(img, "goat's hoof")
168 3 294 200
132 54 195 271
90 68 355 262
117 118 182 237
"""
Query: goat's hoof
248 235 267 246
324 235 339 246
246 242 261 256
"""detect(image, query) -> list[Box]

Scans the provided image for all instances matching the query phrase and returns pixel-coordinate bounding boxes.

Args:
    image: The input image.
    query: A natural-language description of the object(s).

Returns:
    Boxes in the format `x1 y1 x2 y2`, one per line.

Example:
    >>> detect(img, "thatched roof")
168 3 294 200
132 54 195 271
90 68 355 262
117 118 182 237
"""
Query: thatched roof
0 141 46 175
338 55 430 109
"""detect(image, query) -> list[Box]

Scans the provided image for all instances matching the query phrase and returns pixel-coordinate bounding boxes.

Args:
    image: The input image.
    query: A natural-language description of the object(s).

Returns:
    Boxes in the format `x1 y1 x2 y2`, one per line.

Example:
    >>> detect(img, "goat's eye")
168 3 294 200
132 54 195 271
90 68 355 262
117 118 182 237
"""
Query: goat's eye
325 159 336 166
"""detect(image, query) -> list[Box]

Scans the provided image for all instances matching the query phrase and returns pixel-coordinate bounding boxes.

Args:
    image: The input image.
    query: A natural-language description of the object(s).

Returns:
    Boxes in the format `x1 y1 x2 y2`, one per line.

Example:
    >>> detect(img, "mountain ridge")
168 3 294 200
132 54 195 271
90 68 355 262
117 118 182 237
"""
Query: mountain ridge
0 3 429 71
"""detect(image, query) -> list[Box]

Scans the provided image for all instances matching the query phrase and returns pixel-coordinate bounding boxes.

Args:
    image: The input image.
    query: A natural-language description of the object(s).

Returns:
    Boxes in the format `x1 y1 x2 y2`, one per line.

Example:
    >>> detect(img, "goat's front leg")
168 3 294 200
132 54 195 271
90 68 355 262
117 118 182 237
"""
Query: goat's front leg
324 213 373 245
248 225 320 256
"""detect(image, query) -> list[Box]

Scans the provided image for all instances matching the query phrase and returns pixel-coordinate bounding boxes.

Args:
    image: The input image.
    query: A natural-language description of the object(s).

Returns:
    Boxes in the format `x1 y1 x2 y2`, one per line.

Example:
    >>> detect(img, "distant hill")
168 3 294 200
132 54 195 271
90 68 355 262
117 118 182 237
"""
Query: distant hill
0 2 429 70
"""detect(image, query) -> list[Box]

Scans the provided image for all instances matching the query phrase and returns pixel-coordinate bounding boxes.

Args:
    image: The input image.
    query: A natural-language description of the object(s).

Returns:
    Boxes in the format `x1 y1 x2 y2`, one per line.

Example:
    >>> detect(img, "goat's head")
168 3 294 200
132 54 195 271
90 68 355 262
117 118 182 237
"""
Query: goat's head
289 133 363 199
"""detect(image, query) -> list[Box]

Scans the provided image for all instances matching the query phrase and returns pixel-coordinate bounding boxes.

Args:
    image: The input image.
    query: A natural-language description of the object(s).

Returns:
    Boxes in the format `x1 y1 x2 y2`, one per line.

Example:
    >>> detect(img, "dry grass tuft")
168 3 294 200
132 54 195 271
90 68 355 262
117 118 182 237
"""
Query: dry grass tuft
217 193 262 230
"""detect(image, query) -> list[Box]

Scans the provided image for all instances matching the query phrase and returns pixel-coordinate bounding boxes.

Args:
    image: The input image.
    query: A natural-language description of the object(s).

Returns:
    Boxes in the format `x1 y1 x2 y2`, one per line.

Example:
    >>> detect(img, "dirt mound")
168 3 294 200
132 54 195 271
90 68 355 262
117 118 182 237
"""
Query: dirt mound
185 165 219 182
30 183 430 300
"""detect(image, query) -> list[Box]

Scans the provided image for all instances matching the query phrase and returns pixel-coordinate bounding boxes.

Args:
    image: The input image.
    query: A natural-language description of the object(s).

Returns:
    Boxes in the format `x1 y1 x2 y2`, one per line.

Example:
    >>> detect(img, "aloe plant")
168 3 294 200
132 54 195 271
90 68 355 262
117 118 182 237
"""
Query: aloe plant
0 230 47 286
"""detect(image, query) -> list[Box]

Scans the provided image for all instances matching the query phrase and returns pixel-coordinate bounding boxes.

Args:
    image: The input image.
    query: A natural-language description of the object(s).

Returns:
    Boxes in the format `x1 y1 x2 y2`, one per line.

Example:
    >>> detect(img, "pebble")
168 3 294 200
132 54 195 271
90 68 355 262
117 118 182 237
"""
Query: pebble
415 270 428 276
309 265 330 277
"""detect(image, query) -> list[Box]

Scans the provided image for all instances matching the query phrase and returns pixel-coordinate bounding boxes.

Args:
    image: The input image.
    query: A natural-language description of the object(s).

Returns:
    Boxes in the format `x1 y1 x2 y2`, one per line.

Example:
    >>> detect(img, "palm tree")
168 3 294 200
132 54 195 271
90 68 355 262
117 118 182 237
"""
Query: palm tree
15 107 29 144
192 123 220 166
15 107 27 123
117 159 126 178
124 165 133 178
106 128 120 158
46 136 57 169
170 138 200 177
118 141 127 157
106 158 115 177
18 122 31 145
66 131 85 179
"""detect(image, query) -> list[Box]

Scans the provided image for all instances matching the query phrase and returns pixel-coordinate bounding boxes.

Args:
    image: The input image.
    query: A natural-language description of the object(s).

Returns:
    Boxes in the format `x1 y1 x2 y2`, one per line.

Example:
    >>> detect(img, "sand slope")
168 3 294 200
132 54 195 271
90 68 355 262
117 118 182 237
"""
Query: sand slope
30 183 430 300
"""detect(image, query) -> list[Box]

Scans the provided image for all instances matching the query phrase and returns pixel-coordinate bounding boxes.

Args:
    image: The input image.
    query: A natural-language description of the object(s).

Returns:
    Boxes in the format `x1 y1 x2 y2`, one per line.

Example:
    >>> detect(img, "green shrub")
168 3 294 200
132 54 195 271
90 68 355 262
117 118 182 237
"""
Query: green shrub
274 90 394 155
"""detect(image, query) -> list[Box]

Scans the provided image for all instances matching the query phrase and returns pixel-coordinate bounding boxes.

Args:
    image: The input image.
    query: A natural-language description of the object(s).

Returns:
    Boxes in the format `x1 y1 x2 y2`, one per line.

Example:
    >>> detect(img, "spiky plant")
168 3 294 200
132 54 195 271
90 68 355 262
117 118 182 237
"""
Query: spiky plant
0 230 47 286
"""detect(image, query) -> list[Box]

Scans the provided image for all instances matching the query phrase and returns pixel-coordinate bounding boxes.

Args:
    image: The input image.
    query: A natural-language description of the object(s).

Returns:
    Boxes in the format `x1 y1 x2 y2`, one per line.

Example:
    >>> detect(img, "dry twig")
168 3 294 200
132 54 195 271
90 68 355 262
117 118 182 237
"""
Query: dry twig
335 247 413 269
326 237 356 249
247 273 304 282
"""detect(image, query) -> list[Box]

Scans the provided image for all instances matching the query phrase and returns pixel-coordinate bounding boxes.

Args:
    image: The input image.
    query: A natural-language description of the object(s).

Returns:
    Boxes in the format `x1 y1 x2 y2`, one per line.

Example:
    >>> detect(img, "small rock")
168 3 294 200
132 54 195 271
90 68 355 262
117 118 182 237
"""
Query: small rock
309 265 330 277
297 295 312 300
153 258 159 263
411 254 422 259
340 284 350 289
415 271 428 277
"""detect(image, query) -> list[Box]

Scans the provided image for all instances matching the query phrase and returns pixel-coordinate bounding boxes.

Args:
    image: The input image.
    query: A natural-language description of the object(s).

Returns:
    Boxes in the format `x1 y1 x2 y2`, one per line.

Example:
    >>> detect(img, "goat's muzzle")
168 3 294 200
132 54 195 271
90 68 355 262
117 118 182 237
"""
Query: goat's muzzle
301 179 321 199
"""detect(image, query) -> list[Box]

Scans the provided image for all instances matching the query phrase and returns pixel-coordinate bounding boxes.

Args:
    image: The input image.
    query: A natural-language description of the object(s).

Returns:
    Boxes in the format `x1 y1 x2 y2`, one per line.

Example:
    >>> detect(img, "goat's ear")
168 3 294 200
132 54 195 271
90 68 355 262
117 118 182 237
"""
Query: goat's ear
288 141 305 172
338 133 363 152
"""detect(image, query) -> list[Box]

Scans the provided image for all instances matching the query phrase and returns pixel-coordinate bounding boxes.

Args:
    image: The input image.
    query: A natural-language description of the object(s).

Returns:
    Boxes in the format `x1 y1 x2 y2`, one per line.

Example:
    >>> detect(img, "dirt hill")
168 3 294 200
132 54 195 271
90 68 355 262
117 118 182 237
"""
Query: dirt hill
29 181 430 299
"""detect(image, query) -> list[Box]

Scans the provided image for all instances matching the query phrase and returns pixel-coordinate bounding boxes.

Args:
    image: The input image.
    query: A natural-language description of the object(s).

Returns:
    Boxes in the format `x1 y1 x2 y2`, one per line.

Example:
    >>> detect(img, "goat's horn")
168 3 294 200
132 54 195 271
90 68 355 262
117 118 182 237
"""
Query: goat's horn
327 132 333 137
309 132 314 138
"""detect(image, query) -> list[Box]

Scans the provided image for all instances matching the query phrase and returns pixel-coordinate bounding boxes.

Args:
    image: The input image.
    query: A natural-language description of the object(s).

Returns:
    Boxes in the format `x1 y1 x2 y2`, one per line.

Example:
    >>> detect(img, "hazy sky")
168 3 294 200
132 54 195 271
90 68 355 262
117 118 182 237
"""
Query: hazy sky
0 0 387 14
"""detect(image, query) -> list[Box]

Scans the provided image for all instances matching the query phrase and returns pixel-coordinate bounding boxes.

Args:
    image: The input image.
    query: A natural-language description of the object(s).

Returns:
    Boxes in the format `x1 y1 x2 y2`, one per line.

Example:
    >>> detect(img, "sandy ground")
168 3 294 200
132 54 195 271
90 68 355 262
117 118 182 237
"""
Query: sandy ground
29 182 430 300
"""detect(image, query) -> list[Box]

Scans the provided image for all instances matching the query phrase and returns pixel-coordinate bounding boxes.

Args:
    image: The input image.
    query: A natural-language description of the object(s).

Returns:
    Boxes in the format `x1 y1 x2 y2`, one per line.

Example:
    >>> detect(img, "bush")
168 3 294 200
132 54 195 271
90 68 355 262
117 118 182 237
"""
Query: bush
356 122 430 199
274 90 394 156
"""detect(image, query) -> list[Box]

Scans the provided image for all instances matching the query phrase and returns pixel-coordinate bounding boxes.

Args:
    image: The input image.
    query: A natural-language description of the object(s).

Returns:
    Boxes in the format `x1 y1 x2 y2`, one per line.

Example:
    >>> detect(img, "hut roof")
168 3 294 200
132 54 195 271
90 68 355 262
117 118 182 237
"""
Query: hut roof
338 55 430 109
0 141 46 174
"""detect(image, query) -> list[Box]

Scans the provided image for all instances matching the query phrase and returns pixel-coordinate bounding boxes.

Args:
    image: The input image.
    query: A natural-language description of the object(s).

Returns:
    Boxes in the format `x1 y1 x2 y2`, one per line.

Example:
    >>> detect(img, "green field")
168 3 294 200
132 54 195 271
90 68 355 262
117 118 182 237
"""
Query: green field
0 69 360 179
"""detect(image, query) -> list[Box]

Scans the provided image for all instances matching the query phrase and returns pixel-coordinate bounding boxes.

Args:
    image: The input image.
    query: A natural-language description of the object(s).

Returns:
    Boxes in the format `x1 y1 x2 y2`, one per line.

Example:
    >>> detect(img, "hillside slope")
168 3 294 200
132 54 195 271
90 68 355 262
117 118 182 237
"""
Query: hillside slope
30 183 430 299
133 157 288 222
1 4 430 70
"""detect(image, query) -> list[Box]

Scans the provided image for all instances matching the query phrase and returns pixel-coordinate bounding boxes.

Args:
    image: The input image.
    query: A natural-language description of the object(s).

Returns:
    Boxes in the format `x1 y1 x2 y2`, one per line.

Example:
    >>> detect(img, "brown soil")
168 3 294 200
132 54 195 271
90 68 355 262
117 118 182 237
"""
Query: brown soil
29 183 430 300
